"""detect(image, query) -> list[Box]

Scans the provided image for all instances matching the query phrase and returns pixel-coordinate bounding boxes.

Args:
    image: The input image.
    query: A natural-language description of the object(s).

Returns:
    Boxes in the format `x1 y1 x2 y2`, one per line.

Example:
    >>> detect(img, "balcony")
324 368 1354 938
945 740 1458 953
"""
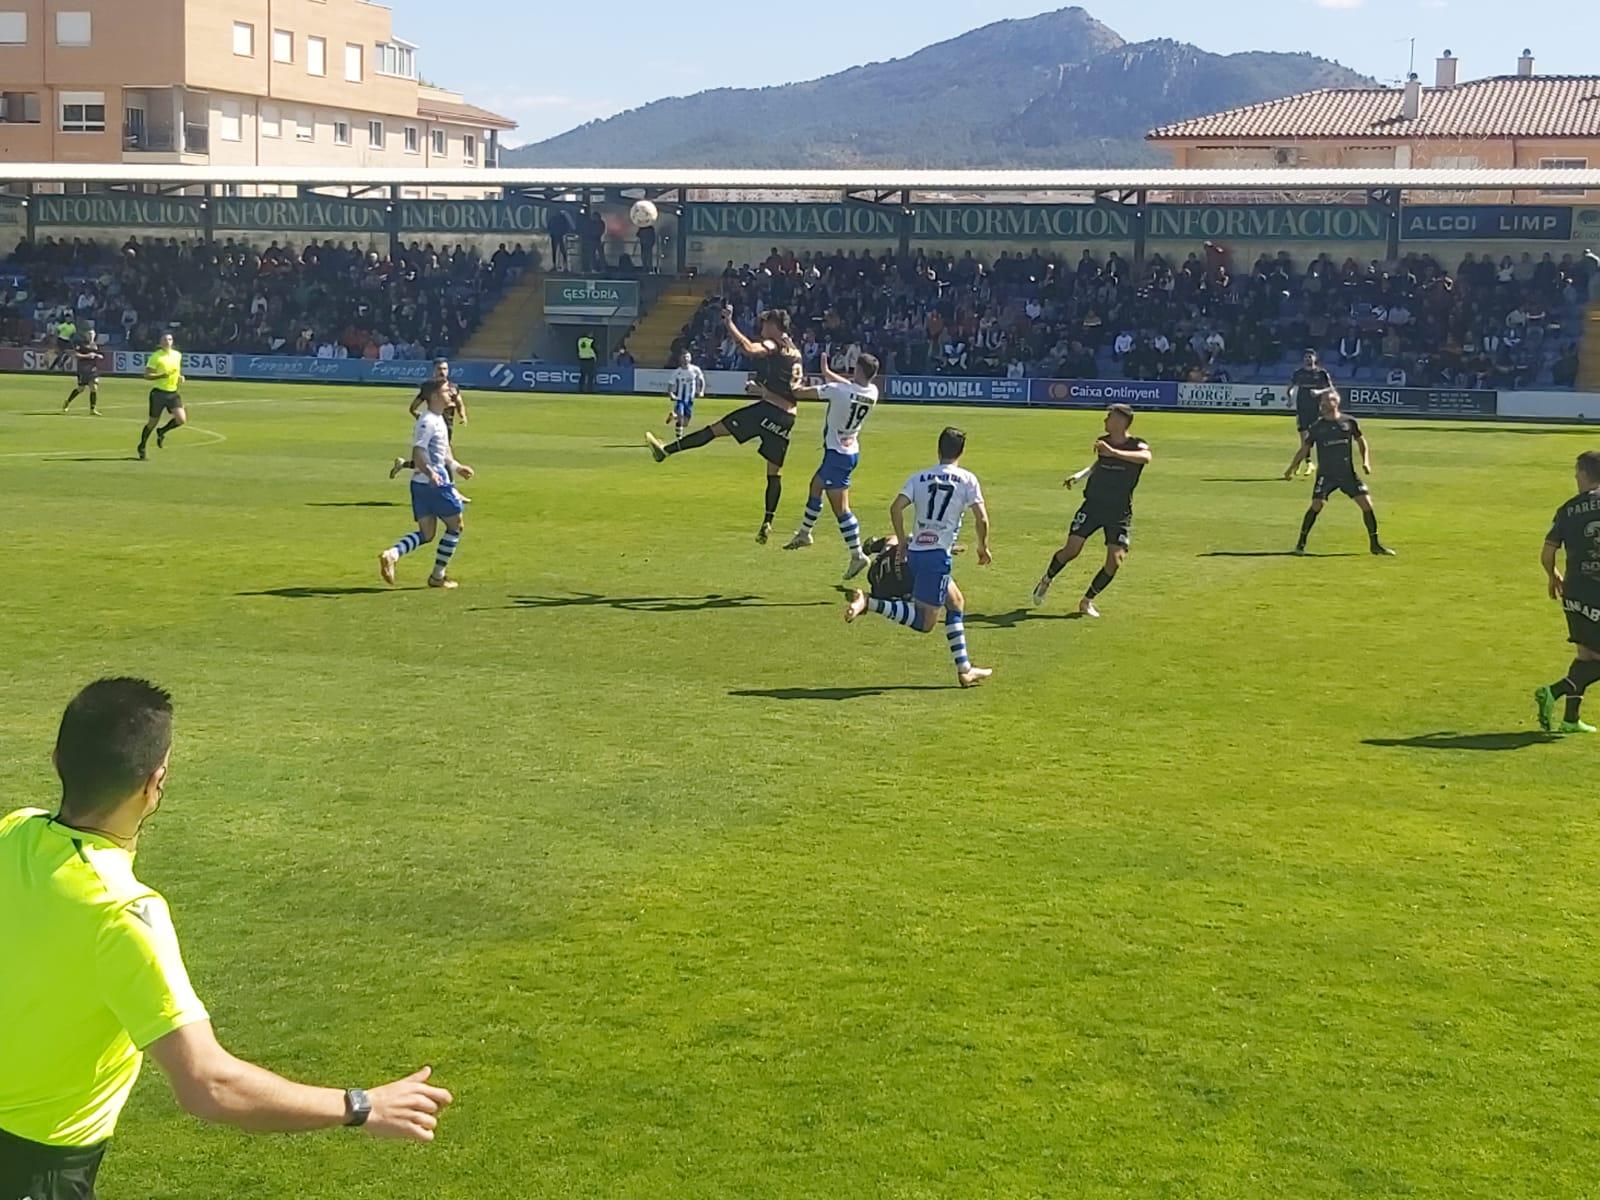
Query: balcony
122 88 208 163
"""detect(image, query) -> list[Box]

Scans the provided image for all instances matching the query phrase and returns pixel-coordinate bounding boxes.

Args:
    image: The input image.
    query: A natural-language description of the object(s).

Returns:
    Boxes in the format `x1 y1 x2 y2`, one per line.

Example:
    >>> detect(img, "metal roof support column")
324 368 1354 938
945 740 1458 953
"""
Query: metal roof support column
898 190 913 261
676 188 689 277
388 185 402 259
1133 190 1148 267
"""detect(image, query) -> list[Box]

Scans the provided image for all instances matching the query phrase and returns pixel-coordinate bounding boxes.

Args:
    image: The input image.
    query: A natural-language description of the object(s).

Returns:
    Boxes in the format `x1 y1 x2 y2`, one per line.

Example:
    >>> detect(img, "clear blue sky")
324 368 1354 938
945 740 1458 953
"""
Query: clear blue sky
382 0 1600 147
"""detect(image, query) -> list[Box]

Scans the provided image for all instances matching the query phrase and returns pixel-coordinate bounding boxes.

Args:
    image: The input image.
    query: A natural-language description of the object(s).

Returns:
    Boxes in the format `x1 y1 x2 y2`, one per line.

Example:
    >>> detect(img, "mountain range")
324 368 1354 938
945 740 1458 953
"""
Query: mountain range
503 7 1373 169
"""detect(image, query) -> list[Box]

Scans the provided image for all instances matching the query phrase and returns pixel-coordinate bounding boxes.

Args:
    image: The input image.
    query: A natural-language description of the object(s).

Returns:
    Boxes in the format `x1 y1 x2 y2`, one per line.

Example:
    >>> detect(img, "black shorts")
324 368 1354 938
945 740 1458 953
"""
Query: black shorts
720 401 794 467
1313 474 1368 501
1070 503 1132 550
1565 588 1600 652
75 372 99 387
1297 407 1319 433
0 1125 106 1200
147 389 181 419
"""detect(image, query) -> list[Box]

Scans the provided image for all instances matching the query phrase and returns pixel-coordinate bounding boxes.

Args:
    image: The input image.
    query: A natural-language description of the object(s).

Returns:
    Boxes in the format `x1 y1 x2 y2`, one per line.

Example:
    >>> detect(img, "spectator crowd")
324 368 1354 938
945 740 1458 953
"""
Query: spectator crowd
0 235 537 360
676 243 1600 390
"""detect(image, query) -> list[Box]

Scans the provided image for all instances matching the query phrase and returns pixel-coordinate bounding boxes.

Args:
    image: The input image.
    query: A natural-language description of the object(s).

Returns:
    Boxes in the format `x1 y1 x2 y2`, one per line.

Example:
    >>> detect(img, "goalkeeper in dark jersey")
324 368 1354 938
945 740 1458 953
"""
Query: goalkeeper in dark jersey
646 307 803 544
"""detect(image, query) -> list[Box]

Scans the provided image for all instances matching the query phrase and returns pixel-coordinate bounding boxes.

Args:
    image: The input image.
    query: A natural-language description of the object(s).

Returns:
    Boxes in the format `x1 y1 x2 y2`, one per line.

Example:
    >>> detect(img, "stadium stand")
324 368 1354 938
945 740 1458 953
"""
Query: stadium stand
674 245 1598 389
0 236 532 359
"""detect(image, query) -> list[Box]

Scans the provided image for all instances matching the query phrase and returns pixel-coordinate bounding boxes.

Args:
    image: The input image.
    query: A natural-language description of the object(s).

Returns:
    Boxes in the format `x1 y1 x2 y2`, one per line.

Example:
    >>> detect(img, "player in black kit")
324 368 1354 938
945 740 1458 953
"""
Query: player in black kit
62 335 105 415
646 306 802 544
1533 450 1600 734
1031 404 1153 618
1285 350 1335 478
1284 392 1395 556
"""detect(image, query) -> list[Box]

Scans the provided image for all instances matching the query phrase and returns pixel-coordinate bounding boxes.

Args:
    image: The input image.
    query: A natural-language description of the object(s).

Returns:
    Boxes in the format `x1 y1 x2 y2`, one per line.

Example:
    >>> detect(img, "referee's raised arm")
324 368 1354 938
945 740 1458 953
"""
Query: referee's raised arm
0 680 452 1200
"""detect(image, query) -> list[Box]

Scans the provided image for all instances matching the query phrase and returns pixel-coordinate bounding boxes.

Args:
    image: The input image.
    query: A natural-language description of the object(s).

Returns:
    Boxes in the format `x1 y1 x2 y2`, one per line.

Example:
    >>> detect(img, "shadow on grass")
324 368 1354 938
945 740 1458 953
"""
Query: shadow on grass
239 585 409 599
966 608 1085 630
504 592 831 614
1363 731 1560 752
42 455 143 462
306 500 404 508
1202 477 1294 484
1200 550 1359 558
731 685 952 701
1390 424 1594 436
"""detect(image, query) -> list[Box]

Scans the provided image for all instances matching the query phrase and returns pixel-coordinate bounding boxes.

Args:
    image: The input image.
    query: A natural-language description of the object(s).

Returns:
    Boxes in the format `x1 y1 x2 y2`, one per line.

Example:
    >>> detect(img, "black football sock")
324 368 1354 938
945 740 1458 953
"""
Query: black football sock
1362 509 1381 543
666 428 714 454
1566 696 1584 724
1085 569 1116 600
138 426 152 450
1045 549 1072 581
65 388 80 407
1298 508 1320 546
1552 660 1600 697
763 476 782 525
157 420 180 435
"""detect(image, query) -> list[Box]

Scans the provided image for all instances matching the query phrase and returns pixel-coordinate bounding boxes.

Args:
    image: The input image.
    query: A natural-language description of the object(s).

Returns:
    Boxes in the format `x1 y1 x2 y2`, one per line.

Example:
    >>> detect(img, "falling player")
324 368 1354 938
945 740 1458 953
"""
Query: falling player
1031 404 1152 618
783 352 881 580
62 333 105 415
663 349 706 442
136 333 185 460
1533 450 1600 734
845 426 993 688
1286 349 1335 478
379 380 475 590
646 307 803 544
1284 392 1396 557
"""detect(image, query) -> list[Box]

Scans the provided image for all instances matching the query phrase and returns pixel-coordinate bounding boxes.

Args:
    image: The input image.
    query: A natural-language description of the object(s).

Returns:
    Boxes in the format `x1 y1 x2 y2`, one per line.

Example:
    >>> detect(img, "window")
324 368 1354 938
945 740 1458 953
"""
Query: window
261 104 281 139
1431 154 1482 169
376 41 415 79
232 21 253 56
307 36 326 76
1540 156 1588 196
463 133 476 164
367 119 383 149
0 12 25 44
218 98 241 142
221 183 240 198
431 128 446 157
403 124 419 154
273 29 293 63
333 118 351 146
295 110 313 141
55 11 90 45
60 91 105 133
0 92 40 124
344 42 362 82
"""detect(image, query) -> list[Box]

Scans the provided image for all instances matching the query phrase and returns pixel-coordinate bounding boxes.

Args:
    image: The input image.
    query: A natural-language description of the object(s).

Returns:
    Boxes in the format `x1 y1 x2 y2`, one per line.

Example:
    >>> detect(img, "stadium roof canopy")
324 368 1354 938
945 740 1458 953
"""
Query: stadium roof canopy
2 165 1600 194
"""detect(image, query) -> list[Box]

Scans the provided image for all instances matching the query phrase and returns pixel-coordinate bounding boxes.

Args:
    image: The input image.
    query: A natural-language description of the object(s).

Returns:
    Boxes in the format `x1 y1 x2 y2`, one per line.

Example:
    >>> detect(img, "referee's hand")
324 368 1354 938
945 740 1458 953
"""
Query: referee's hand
367 1066 454 1142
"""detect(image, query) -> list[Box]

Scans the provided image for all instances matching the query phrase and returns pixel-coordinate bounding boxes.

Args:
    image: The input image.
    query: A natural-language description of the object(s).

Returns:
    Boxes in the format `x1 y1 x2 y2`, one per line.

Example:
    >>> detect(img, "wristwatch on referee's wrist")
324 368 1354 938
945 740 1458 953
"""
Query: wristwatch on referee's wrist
343 1088 372 1127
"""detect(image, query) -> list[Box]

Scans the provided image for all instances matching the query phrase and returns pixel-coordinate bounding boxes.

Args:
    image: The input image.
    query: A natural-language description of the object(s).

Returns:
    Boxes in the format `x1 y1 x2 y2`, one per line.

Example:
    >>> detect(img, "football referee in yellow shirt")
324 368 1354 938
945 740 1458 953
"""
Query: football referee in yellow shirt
1 679 453 1200
137 333 187 461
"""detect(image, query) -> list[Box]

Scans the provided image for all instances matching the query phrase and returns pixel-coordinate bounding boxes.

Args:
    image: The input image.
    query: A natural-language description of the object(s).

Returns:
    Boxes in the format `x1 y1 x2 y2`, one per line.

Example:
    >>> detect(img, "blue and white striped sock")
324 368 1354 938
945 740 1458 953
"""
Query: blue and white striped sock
946 610 971 672
801 497 823 534
838 510 861 553
868 598 920 628
432 529 462 577
389 531 424 558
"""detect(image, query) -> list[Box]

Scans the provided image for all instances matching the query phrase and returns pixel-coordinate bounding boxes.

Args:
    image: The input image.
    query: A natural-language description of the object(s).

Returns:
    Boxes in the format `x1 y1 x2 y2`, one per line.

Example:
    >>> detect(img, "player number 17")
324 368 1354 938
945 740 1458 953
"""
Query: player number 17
925 483 956 522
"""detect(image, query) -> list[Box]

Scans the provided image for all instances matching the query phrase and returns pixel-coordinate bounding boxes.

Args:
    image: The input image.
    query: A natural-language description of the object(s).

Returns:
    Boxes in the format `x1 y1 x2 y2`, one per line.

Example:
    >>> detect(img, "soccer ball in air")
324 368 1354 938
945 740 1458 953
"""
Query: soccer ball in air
630 200 659 227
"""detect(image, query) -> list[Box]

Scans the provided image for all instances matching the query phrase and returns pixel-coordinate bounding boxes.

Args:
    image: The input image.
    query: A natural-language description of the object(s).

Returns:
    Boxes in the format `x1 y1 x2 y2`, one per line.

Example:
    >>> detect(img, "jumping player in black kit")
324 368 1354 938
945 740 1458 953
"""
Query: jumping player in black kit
62 334 105 415
1533 450 1600 735
1284 392 1395 556
646 306 803 544
1286 350 1335 478
1031 404 1152 618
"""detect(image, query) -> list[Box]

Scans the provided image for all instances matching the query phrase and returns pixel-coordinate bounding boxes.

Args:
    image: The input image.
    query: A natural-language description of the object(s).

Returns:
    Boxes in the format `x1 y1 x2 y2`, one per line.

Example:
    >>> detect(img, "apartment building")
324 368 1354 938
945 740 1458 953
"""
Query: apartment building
0 0 514 196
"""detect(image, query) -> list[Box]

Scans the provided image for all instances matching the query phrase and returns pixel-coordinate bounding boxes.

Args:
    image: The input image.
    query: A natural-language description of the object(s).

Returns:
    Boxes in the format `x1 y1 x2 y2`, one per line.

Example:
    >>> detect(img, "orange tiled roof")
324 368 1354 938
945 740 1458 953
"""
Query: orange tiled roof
1148 76 1600 141
417 97 517 130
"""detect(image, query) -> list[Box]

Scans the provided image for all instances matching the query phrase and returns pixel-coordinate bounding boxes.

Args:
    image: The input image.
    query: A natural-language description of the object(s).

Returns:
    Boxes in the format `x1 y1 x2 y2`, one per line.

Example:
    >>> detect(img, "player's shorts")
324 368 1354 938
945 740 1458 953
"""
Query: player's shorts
410 479 464 521
908 547 952 609
1313 474 1368 501
147 389 181 419
720 401 794 467
817 448 859 491
76 370 99 387
1564 586 1600 651
1297 405 1319 433
1070 503 1133 550
673 398 694 423
0 1123 106 1200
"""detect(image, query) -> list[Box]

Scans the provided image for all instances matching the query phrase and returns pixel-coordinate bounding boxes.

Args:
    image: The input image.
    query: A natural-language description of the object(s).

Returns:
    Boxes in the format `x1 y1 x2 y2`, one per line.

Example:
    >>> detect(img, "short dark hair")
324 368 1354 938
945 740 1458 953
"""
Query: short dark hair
857 353 881 381
1107 403 1135 424
1578 450 1600 482
938 426 967 461
55 679 173 813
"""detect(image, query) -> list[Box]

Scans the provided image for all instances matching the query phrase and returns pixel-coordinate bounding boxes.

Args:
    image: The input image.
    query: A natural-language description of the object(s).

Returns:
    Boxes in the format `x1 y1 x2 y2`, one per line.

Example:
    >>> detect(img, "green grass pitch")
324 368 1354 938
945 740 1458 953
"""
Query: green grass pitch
4 375 1599 1199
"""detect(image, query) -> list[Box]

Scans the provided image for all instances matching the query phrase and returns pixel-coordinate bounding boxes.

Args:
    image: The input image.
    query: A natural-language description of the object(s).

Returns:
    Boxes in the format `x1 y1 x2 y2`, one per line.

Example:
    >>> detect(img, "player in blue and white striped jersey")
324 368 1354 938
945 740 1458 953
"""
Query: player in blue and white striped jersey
845 426 994 688
662 349 706 442
783 352 880 580
379 380 475 590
